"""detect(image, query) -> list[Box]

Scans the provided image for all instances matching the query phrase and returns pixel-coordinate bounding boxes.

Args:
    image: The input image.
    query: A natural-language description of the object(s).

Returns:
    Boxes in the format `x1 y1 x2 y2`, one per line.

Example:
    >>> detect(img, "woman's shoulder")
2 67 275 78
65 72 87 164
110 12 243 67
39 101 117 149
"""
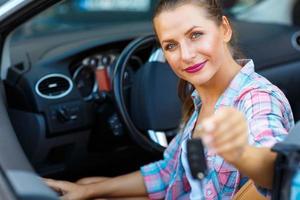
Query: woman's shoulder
238 71 287 102
236 59 281 95
233 71 293 114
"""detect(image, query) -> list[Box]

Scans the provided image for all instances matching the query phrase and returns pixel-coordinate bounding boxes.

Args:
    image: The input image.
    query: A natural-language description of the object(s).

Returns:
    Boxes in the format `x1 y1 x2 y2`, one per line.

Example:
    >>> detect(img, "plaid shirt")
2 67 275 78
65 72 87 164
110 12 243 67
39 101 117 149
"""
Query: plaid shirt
140 60 294 199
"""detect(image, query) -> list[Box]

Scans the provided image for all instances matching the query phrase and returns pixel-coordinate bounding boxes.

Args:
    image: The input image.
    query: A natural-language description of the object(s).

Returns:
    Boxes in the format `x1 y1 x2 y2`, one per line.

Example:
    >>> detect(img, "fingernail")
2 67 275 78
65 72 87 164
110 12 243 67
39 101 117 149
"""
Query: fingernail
210 148 216 155
195 124 202 132
202 135 212 145
203 120 215 132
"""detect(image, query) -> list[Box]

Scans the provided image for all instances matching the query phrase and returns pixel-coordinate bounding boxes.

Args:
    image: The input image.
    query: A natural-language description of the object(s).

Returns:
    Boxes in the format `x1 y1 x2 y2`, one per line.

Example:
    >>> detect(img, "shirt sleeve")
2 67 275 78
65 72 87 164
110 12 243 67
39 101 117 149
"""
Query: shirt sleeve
239 89 293 147
237 89 294 198
140 133 182 199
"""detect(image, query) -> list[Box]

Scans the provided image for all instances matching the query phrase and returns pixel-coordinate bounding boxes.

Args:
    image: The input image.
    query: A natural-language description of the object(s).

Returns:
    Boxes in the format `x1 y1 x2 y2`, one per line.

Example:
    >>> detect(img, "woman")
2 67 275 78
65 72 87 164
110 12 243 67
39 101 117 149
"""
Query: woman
45 0 294 199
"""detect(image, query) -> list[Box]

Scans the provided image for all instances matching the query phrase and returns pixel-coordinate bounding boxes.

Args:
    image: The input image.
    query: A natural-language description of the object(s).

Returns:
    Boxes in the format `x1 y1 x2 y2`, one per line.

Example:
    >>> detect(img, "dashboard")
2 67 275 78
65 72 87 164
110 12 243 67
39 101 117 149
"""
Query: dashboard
5 35 157 177
71 52 116 100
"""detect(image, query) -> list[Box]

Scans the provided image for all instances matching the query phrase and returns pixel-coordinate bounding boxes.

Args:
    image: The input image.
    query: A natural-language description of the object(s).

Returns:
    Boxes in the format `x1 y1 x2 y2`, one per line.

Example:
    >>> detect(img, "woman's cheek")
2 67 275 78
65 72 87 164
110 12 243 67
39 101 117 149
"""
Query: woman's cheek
199 40 216 56
171 66 184 79
199 34 221 55
166 55 181 74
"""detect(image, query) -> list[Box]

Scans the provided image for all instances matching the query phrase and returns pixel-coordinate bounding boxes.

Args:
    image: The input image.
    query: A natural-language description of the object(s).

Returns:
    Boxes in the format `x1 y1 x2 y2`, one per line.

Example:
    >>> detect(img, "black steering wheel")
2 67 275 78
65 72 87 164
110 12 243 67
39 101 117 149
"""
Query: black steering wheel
113 35 182 153
113 35 165 153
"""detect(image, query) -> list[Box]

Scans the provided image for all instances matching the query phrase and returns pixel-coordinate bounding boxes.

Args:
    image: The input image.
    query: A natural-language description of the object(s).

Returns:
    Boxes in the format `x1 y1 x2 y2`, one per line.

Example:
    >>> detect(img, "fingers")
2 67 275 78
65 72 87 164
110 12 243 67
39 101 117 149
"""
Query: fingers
213 115 247 147
44 178 65 188
44 178 61 190
216 131 245 155
44 178 72 195
195 107 249 162
44 178 87 200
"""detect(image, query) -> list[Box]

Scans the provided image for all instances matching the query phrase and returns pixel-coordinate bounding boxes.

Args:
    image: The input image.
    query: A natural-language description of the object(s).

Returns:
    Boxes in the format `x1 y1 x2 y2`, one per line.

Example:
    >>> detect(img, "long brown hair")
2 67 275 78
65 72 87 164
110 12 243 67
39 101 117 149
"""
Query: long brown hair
153 0 243 123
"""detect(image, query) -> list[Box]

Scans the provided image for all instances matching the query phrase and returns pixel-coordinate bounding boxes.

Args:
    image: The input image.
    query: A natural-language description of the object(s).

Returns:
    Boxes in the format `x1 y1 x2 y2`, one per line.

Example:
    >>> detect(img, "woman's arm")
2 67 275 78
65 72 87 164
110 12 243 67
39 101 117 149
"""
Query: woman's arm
46 134 183 200
231 90 292 189
195 107 277 189
45 170 147 199
85 171 147 198
232 145 276 189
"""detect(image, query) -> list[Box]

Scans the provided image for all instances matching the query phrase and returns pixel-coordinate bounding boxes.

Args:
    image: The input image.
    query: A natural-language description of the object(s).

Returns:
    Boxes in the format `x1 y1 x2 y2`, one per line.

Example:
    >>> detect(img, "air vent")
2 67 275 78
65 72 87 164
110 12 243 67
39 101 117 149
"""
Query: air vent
35 74 73 99
292 31 300 51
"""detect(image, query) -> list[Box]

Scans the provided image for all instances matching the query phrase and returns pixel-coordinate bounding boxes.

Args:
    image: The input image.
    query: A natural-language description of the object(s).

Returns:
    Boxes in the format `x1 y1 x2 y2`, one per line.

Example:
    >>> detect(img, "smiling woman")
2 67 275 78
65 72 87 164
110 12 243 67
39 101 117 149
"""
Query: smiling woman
44 0 294 199
0 0 300 199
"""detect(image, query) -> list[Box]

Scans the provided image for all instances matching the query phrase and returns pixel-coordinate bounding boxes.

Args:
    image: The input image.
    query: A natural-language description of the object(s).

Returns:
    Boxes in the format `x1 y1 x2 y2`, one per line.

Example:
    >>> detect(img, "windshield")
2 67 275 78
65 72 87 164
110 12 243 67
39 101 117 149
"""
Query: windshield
0 0 7 6
231 0 295 25
10 0 296 42
12 0 156 41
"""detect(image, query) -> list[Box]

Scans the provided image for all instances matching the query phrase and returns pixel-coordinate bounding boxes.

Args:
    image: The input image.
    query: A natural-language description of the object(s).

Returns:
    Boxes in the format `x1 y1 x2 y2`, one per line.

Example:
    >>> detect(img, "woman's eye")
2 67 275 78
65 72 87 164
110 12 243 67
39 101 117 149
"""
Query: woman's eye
191 32 202 39
165 43 176 51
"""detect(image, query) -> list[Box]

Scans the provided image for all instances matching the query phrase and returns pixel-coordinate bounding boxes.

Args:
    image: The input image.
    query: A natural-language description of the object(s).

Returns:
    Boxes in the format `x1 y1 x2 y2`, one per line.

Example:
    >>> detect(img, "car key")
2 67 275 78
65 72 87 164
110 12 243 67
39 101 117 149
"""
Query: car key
187 138 207 180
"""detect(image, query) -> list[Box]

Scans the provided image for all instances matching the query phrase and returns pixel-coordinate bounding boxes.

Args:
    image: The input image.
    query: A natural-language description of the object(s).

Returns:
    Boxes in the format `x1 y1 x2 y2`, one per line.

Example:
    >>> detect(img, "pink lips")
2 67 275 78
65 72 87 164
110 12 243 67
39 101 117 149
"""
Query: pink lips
184 60 208 73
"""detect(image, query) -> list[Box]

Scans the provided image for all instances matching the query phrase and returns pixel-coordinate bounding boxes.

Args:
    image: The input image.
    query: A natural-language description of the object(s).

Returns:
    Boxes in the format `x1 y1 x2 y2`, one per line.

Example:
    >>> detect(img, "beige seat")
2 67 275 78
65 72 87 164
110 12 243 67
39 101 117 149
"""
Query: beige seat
233 180 268 200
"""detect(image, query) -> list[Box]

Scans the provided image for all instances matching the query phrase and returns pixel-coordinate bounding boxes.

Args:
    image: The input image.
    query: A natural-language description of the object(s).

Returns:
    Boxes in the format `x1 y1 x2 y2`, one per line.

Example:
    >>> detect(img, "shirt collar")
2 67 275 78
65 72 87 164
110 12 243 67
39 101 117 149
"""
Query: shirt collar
190 59 255 110
191 90 201 111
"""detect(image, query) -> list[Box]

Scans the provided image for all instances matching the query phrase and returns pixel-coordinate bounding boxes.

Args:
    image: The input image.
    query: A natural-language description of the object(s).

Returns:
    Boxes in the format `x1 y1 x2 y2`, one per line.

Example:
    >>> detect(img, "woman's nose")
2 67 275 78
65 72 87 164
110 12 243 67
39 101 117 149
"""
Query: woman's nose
180 42 196 63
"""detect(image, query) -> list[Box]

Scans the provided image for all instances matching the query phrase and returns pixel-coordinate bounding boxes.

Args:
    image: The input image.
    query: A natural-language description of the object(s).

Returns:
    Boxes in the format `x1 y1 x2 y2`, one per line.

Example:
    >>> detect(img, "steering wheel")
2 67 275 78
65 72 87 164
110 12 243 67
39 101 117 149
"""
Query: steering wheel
113 35 181 153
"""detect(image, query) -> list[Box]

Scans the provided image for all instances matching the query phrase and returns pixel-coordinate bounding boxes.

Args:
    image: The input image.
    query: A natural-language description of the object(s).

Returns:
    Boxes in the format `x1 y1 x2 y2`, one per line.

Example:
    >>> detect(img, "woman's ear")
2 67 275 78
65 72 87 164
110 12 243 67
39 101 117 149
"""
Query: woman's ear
221 16 233 43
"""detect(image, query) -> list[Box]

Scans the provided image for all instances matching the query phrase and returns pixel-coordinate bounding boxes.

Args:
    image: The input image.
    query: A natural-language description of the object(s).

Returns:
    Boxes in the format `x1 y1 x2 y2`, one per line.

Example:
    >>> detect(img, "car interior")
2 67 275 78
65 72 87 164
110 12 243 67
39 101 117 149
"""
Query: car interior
0 0 299 199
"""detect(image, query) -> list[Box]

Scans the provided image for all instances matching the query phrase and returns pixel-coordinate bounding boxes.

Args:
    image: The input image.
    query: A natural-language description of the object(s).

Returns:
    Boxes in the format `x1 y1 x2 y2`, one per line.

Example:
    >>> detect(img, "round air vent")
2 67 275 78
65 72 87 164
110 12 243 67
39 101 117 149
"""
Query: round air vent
292 31 300 51
35 74 73 99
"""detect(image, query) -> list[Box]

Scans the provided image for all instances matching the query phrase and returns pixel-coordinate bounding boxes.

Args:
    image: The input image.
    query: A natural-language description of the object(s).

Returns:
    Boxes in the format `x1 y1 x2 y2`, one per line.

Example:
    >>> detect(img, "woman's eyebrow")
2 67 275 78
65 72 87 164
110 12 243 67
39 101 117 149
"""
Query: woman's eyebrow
161 39 175 44
161 26 202 44
184 26 201 36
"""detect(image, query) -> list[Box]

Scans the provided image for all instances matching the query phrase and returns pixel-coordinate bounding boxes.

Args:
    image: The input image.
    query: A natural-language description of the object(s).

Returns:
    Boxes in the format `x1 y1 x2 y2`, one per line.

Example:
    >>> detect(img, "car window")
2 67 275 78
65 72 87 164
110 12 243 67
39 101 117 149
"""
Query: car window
231 0 296 25
10 0 296 42
0 0 7 6
11 0 156 42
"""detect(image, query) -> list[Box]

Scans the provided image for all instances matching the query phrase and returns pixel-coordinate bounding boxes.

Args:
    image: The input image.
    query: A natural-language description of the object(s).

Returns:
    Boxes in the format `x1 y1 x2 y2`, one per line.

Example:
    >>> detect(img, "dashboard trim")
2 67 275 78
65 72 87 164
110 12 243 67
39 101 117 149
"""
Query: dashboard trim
35 73 73 99
72 63 98 101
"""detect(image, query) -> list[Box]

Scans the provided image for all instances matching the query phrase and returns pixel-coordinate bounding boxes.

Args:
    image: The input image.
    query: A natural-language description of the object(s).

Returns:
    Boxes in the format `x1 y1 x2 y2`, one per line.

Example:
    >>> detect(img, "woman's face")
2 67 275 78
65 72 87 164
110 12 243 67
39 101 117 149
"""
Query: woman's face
154 4 232 87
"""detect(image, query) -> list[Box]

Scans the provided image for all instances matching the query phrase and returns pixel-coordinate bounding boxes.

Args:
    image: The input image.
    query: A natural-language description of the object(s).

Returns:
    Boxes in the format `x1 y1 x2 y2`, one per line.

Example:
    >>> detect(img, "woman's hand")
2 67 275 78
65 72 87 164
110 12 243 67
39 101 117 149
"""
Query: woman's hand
195 107 249 165
44 171 147 199
44 178 89 200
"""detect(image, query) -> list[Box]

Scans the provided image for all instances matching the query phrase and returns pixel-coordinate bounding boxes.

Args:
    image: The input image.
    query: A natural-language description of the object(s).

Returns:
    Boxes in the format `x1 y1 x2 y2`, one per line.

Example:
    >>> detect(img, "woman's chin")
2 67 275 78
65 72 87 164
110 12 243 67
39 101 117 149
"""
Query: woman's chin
188 77 210 87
